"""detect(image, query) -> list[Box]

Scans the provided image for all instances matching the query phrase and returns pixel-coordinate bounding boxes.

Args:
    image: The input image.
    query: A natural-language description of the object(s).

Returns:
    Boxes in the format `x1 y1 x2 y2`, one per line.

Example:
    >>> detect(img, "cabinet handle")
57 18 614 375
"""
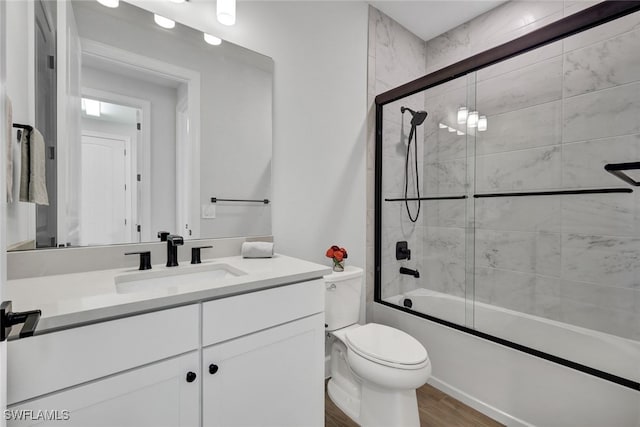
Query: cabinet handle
186 371 197 383
209 364 219 375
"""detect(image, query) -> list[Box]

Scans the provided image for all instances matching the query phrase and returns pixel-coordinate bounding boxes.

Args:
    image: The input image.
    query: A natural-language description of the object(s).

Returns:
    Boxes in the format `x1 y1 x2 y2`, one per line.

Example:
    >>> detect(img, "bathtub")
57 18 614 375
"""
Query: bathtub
386 288 640 384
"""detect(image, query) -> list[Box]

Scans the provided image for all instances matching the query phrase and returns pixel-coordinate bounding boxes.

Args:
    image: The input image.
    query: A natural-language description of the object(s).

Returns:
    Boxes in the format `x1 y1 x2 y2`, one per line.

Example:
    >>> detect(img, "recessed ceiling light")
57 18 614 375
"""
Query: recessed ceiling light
96 0 119 8
169 0 186 3
217 0 236 26
154 14 175 29
438 123 447 129
447 127 456 133
204 33 222 46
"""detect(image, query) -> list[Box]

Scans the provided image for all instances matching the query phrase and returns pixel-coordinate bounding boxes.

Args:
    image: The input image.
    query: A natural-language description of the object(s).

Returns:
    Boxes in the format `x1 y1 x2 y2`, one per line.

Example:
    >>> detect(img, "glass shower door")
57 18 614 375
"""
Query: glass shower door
380 73 476 328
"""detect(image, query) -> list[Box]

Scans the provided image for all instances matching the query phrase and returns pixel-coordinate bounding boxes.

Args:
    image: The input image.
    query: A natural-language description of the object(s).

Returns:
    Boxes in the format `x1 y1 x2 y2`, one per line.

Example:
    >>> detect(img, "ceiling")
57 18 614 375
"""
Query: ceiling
368 0 508 41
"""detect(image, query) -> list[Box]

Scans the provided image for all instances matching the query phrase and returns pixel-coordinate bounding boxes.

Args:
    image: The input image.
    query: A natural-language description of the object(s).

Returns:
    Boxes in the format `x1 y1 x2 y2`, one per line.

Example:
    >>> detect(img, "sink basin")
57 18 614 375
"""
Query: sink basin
115 263 246 294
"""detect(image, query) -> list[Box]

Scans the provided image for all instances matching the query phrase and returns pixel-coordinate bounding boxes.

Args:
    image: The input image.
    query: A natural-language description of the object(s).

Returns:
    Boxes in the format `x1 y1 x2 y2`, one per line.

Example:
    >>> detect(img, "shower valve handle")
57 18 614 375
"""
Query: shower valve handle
396 241 411 260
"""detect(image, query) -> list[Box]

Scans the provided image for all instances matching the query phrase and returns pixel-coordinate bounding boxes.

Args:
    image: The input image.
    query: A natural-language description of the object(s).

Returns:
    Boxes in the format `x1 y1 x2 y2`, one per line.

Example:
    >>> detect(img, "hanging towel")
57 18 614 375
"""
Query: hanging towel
18 128 29 202
19 128 49 206
5 95 13 203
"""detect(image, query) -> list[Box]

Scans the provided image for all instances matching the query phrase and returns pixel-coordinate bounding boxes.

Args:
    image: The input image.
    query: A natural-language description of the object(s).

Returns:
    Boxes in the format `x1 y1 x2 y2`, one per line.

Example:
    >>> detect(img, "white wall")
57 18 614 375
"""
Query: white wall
81 66 178 236
4 0 369 268
127 0 369 272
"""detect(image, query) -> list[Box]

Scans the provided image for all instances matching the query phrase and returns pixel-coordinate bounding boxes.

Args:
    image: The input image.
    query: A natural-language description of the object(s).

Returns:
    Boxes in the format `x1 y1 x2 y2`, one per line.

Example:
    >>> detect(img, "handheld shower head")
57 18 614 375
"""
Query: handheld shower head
401 106 428 127
400 106 428 223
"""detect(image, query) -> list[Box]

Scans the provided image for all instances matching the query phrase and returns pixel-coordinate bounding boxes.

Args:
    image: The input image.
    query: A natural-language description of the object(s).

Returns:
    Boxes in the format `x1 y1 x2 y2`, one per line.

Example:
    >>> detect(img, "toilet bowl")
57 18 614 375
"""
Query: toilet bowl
325 267 431 427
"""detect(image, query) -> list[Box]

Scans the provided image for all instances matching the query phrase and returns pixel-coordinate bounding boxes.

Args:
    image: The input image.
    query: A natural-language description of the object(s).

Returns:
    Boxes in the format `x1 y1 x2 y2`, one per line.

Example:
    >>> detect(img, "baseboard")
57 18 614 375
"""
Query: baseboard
428 376 533 427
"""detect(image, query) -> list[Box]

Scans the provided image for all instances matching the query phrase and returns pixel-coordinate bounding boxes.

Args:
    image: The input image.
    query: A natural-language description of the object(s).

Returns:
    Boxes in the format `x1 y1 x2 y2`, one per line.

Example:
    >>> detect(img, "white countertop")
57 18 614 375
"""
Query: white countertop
6 254 331 338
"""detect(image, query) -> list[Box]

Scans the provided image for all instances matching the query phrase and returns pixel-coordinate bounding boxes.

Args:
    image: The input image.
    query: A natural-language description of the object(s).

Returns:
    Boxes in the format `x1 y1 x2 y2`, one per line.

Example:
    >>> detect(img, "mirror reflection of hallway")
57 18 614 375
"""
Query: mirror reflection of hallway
80 100 138 246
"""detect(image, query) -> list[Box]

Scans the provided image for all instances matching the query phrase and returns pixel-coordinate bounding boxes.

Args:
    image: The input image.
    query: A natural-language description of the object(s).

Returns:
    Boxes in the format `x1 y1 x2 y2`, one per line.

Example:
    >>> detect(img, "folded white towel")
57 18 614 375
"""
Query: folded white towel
19 128 49 205
5 95 13 203
242 241 274 258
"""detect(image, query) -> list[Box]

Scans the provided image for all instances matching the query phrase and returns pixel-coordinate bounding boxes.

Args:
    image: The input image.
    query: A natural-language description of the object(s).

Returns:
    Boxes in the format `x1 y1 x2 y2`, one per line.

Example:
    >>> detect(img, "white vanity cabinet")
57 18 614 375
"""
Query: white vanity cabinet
199 279 324 427
9 352 200 427
7 279 325 427
202 315 324 427
7 304 201 427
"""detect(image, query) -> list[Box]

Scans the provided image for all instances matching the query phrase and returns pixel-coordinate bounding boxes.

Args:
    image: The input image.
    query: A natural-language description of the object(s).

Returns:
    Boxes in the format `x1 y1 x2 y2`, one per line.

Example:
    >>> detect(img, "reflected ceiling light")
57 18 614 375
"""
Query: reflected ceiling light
438 123 447 129
457 107 468 125
477 115 488 132
467 111 479 128
457 130 465 136
154 14 175 29
217 0 236 26
204 33 222 46
169 0 186 3
447 127 456 133
82 98 101 117
96 0 119 8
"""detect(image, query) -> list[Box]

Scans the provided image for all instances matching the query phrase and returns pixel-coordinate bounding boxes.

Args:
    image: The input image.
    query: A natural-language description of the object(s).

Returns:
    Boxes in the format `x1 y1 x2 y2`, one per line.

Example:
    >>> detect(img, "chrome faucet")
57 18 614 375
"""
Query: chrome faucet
166 235 184 267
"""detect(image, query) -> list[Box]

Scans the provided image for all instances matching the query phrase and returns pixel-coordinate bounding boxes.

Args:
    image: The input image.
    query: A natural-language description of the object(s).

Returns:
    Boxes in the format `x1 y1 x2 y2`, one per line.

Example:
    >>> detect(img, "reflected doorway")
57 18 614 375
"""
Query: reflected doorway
80 100 139 246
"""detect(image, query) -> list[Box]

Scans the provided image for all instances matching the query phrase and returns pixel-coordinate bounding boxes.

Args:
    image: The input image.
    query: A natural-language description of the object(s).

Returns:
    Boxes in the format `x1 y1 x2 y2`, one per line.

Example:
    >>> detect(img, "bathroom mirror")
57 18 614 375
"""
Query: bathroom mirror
6 0 273 251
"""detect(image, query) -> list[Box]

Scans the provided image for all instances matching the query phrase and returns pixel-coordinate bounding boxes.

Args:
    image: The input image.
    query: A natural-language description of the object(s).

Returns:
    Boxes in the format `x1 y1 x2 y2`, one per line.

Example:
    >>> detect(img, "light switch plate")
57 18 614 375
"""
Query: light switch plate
201 204 216 219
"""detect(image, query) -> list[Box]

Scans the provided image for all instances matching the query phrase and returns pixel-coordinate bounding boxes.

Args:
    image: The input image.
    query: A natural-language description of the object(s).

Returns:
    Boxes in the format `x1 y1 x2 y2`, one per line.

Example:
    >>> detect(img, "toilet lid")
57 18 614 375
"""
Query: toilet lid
345 323 428 366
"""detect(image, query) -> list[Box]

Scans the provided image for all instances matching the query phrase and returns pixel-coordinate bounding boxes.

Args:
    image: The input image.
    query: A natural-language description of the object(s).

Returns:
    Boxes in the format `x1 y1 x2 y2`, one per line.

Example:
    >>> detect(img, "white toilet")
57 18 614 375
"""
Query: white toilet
325 266 431 427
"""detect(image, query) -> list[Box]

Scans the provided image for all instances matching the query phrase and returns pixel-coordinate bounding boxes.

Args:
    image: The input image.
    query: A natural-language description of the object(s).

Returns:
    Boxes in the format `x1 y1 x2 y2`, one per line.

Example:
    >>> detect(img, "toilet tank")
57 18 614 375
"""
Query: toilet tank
324 266 363 331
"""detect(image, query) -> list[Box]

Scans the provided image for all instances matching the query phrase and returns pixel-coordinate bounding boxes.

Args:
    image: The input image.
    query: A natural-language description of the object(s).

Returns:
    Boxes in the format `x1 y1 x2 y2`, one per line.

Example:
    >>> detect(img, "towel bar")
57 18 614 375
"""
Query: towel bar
211 197 270 204
13 123 33 142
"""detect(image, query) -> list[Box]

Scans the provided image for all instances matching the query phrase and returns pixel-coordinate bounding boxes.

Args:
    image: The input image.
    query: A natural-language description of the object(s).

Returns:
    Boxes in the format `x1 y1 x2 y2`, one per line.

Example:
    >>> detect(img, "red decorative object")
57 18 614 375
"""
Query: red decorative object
326 245 348 272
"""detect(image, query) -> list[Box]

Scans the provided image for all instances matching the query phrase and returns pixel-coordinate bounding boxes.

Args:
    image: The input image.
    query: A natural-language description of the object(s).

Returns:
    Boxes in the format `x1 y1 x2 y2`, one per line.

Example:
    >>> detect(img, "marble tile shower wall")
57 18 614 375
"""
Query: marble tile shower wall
368 7 427 303
423 5 640 341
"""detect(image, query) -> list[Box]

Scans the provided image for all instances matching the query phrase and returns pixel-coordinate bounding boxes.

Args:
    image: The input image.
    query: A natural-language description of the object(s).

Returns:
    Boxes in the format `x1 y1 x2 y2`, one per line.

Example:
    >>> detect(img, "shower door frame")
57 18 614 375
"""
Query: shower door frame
374 0 640 392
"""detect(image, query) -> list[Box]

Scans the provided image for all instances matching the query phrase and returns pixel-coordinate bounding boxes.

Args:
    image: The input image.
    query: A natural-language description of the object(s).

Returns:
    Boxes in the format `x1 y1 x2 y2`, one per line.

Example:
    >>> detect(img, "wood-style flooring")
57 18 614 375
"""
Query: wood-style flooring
325 381 504 427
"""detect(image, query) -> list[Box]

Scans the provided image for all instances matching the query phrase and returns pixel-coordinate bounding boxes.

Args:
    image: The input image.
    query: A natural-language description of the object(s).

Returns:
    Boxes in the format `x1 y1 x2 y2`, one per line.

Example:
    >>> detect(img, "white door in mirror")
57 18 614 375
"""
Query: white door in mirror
80 134 131 245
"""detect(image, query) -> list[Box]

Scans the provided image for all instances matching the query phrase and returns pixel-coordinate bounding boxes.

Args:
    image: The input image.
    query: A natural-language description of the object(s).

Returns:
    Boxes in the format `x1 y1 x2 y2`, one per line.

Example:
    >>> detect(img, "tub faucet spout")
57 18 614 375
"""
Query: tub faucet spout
399 267 420 278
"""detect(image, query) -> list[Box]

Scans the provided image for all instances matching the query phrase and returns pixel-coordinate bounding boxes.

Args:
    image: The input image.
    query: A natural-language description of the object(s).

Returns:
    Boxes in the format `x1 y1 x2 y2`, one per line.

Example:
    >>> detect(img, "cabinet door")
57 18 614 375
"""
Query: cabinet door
203 313 325 427
8 351 199 427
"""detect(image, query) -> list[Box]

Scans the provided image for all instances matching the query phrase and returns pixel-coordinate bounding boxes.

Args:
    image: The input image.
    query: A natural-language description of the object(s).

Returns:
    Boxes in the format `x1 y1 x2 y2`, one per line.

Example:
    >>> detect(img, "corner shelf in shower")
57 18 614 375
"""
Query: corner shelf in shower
384 195 467 202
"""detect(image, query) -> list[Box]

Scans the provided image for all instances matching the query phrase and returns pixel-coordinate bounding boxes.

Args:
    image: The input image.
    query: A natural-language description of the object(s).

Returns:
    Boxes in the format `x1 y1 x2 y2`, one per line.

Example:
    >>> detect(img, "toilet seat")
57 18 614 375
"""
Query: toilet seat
345 323 429 370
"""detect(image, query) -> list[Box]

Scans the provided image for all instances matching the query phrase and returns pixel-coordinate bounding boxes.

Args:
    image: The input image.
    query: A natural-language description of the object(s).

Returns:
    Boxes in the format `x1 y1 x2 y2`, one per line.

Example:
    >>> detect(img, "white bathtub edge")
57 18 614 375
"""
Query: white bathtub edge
427 376 533 427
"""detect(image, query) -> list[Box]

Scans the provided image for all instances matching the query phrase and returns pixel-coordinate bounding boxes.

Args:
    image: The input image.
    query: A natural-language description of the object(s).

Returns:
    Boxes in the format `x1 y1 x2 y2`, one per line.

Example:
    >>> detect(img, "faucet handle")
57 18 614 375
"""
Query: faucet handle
191 246 213 264
125 251 152 270
167 235 184 246
158 231 170 241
